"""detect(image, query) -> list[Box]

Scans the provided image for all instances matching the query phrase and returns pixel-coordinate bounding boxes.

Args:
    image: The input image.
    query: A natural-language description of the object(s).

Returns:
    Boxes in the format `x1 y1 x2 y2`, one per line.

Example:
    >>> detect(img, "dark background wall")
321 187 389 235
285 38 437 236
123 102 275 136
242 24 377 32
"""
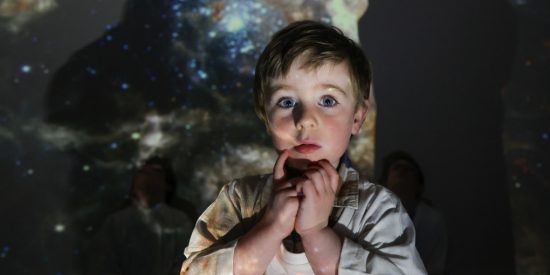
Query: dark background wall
361 0 549 274
0 0 548 274
361 1 516 274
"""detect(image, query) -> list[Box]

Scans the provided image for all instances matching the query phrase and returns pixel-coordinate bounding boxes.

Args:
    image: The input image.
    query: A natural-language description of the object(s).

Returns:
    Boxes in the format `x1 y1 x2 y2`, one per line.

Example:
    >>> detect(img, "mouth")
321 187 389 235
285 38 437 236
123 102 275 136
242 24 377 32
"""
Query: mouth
293 143 321 154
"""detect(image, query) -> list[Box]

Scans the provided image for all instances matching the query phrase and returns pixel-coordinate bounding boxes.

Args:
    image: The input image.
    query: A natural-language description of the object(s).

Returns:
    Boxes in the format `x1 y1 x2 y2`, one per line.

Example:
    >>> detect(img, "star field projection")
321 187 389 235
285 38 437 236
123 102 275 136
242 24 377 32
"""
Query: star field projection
1 0 550 274
1 1 344 274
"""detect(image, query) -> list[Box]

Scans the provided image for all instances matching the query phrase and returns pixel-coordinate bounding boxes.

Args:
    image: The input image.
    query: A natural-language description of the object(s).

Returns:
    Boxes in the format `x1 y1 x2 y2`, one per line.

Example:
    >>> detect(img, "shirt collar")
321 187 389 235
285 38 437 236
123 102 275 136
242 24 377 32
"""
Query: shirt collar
333 154 360 209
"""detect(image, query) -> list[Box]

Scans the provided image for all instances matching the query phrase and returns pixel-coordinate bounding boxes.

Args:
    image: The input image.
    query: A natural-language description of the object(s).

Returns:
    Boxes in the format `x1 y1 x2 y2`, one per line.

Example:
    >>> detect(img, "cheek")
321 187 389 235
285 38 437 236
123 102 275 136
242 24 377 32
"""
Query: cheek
268 114 291 134
322 115 353 143
267 115 294 149
323 113 355 134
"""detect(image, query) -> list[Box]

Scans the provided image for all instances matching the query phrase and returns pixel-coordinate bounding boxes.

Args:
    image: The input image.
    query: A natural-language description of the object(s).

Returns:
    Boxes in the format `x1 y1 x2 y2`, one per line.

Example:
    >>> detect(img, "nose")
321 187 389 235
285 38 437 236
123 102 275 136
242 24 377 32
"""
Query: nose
293 104 317 130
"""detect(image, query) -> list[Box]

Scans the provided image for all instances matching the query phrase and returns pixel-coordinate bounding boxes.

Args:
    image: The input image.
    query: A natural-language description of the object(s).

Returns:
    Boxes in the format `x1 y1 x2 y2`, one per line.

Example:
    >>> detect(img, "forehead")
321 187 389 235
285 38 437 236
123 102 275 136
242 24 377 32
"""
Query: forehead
270 57 353 93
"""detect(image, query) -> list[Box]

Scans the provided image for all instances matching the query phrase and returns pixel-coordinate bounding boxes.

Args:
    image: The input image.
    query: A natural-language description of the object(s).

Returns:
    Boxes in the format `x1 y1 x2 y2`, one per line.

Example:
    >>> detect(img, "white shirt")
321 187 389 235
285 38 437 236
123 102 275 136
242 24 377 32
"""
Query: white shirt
265 244 314 275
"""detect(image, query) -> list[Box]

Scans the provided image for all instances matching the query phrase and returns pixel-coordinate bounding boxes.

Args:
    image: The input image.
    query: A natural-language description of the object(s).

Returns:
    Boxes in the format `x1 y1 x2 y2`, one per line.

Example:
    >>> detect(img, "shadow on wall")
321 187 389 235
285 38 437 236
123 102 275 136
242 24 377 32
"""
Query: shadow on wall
45 0 276 272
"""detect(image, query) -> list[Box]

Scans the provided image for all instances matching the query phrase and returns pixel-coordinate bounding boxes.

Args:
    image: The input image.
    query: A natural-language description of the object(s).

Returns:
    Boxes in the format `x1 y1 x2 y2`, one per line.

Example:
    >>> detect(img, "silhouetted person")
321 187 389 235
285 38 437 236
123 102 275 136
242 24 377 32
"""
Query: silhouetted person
141 156 198 221
380 151 448 275
88 158 193 275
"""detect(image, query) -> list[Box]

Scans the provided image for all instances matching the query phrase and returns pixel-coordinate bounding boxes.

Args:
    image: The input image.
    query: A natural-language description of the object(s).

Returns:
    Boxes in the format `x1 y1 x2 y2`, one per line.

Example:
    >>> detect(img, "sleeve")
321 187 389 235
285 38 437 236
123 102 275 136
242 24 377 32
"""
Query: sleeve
180 181 250 275
337 185 427 275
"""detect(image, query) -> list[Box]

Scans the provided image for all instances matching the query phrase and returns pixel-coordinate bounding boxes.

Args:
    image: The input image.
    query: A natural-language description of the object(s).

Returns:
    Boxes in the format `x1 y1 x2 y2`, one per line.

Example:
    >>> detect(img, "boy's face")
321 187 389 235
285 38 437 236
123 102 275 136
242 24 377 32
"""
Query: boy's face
265 57 368 170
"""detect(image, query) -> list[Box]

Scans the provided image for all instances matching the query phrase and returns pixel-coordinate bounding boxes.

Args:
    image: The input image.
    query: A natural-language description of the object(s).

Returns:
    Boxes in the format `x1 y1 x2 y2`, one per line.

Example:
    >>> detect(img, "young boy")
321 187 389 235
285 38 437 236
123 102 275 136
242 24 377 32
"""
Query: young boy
181 20 426 274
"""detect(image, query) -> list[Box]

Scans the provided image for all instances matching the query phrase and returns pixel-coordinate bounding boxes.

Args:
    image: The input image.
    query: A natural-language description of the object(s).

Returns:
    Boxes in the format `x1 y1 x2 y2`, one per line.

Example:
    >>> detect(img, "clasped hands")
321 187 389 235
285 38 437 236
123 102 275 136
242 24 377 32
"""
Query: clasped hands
261 150 341 240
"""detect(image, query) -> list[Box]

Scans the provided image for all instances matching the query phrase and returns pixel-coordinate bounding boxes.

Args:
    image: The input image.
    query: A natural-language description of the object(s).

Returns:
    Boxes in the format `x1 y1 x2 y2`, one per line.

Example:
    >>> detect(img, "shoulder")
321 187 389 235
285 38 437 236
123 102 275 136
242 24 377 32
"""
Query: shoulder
204 173 272 218
162 204 194 219
104 206 138 224
352 179 412 232
221 173 273 199
357 179 402 210
414 200 447 230
195 174 272 234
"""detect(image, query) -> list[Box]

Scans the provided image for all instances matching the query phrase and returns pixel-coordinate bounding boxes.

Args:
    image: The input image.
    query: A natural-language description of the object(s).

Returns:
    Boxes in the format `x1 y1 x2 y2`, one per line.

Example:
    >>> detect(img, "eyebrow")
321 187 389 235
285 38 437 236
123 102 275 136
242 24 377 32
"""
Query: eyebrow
268 84 290 95
319 83 348 95
269 83 349 95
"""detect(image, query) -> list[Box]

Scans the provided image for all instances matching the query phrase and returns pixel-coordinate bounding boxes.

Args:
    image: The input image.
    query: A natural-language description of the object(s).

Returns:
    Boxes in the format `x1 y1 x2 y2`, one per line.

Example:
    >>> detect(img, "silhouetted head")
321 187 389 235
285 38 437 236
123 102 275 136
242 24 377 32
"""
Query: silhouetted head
131 156 176 207
379 150 425 200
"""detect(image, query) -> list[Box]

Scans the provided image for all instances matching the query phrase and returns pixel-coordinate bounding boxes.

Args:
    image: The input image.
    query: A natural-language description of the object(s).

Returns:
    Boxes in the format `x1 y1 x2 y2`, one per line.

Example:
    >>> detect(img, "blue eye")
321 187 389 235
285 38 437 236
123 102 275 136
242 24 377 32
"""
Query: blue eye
319 96 337 107
277 97 296 108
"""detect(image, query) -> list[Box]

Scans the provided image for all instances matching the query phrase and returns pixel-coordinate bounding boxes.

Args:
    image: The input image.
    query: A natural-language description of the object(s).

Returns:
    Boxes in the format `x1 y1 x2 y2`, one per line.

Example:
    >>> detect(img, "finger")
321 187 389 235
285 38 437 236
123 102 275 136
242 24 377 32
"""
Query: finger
272 187 301 206
299 179 317 199
274 180 293 191
273 150 290 182
310 163 331 194
294 181 304 198
276 187 300 198
317 160 340 192
303 167 325 195
288 177 302 187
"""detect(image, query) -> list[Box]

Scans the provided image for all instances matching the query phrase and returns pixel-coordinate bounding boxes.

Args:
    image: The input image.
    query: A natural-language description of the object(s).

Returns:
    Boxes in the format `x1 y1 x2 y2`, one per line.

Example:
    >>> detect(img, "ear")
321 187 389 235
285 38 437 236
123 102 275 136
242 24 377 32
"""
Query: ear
351 98 369 135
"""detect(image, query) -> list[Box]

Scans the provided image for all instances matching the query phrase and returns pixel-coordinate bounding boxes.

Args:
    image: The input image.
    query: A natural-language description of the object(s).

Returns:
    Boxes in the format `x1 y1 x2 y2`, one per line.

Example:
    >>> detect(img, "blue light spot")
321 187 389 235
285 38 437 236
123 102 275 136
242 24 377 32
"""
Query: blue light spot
148 101 155 107
120 83 129 90
198 70 208 80
86 67 97 75
106 35 113 41
240 42 254 53
188 59 196 69
171 32 178 38
15 160 21 166
198 7 212 16
105 24 113 30
542 132 549 140
110 143 118 150
21 65 32 73
122 44 129 50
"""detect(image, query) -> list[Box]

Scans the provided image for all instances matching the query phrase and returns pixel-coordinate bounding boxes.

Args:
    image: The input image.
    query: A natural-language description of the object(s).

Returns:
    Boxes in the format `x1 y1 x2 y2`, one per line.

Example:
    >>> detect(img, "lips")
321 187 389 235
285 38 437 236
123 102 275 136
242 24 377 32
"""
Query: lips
294 143 321 154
